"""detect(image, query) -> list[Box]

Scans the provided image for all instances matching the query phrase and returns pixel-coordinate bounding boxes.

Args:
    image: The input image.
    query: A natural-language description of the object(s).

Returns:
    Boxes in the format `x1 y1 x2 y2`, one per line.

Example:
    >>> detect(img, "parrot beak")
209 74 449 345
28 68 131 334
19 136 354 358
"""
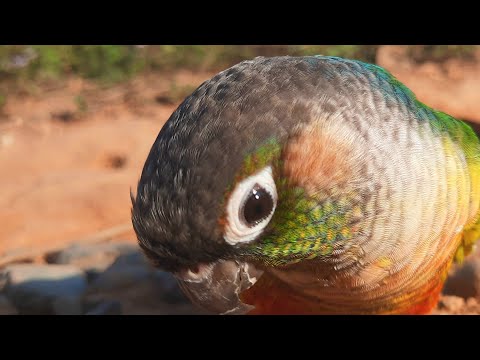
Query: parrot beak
174 260 263 315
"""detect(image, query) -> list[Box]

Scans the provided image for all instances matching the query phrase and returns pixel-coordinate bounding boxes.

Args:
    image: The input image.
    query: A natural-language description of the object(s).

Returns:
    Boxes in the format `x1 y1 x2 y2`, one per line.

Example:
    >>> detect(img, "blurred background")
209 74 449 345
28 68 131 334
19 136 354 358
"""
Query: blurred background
1 45 480 315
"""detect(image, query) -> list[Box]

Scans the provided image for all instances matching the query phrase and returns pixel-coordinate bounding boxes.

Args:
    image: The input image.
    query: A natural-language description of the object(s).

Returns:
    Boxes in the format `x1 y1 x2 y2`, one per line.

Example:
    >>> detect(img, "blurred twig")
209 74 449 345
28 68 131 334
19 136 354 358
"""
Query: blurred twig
0 223 133 268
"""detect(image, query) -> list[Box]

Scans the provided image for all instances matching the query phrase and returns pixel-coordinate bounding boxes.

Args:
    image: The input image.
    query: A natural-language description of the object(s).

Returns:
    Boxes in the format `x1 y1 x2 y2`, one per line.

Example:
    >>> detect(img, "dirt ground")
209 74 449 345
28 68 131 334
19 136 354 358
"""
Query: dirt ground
1 49 480 314
0 70 215 259
377 46 480 122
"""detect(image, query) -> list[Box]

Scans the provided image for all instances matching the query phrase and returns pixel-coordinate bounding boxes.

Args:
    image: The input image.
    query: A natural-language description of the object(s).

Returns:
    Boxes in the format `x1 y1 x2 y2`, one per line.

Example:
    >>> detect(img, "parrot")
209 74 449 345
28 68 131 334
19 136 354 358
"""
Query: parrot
131 55 480 314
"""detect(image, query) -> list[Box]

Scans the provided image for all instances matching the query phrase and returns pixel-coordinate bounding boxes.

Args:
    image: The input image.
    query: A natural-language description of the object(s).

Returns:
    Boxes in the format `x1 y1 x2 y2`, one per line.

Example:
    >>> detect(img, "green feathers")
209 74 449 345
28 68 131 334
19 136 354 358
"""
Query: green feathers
231 139 359 266
225 138 282 194
457 224 480 263
247 184 357 266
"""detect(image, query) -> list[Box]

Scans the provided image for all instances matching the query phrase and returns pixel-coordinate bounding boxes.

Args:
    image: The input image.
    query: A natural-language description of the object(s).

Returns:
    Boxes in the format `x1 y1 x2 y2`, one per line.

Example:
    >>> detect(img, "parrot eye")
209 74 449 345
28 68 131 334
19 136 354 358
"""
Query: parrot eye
242 185 274 226
223 166 277 245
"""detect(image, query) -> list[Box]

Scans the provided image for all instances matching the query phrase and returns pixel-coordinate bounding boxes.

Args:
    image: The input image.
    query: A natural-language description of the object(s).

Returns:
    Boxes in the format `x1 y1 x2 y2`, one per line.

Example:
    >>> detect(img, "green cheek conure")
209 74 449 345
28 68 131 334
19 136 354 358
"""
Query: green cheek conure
131 55 480 314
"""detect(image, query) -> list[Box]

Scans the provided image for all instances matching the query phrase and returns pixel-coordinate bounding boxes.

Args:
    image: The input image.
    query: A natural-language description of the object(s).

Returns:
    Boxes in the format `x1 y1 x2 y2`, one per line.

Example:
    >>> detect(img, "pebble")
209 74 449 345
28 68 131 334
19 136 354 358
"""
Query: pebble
87 250 189 303
45 241 138 273
82 248 203 314
84 300 122 315
1 245 202 314
436 295 465 312
0 295 18 315
88 251 152 291
53 296 83 315
433 295 480 315
443 247 480 299
2 264 87 314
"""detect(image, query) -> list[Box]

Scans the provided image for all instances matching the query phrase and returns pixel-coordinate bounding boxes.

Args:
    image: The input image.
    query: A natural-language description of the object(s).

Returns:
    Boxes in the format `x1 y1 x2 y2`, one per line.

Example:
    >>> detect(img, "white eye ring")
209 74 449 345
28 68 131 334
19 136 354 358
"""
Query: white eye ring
223 166 277 245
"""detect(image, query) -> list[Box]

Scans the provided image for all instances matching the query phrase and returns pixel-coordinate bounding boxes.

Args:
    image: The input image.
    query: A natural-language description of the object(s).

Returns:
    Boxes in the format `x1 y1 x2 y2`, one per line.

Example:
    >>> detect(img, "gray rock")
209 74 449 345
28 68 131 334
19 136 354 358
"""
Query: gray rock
109 251 148 268
151 270 189 304
2 264 87 314
45 241 137 274
88 251 152 291
0 295 18 315
0 271 7 292
84 249 204 314
52 296 83 315
88 250 188 303
436 295 465 312
84 300 122 315
443 246 480 299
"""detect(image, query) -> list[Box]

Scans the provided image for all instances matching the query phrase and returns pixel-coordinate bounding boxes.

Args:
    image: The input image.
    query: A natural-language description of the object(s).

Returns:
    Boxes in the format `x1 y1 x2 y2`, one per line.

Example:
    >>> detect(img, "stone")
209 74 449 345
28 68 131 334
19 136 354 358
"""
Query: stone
0 271 7 292
434 296 480 314
84 249 204 314
45 241 137 274
2 264 87 314
109 251 148 268
52 296 83 315
0 295 18 315
88 250 188 303
89 266 150 292
436 295 465 313
84 300 122 315
466 297 479 308
151 270 189 304
443 246 480 299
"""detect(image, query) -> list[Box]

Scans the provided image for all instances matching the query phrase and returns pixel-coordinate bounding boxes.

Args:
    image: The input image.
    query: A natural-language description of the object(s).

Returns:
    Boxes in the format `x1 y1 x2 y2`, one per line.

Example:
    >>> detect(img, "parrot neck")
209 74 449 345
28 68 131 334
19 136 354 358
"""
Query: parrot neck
240 260 451 315
401 282 443 315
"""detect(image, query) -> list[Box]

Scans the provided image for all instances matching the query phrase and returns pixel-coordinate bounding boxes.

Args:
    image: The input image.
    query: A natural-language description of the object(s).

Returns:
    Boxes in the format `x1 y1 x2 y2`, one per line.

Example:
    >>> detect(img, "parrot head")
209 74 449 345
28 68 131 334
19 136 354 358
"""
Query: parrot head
131 55 473 314
131 55 375 314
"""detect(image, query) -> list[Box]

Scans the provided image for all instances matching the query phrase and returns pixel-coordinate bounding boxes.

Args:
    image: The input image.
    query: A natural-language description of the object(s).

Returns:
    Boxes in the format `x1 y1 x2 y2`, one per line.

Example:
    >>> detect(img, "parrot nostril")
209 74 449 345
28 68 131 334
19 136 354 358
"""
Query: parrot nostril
189 264 200 274
175 263 213 283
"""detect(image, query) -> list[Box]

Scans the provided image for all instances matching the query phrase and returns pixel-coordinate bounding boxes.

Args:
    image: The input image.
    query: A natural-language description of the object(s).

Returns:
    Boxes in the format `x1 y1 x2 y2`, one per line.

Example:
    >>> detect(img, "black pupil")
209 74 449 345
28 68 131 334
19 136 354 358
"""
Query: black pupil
243 185 274 226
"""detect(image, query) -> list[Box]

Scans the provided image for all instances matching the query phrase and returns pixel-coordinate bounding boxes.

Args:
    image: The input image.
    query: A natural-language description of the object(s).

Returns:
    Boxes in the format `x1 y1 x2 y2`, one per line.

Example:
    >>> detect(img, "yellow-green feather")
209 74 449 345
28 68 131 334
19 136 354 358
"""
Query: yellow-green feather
367 58 480 263
427 109 480 263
